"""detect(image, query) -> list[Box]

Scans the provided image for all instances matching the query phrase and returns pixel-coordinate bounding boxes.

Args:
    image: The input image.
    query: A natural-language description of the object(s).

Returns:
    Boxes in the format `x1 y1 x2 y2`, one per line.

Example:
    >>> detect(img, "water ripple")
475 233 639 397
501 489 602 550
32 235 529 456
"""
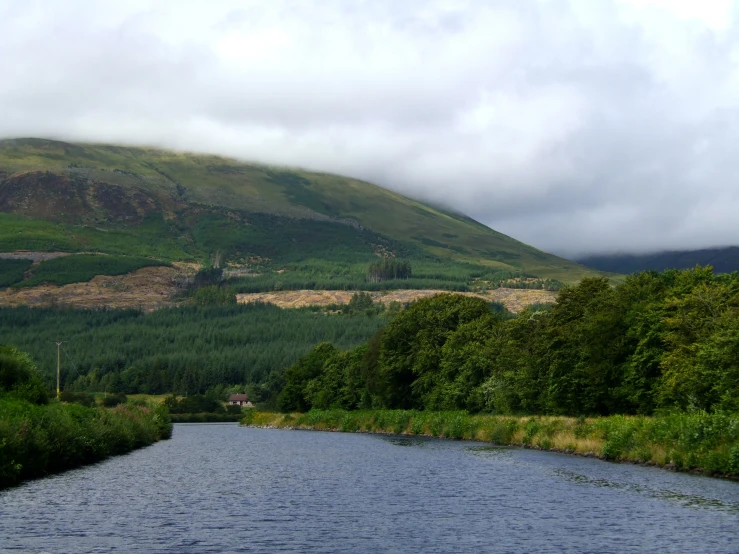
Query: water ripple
1 424 738 553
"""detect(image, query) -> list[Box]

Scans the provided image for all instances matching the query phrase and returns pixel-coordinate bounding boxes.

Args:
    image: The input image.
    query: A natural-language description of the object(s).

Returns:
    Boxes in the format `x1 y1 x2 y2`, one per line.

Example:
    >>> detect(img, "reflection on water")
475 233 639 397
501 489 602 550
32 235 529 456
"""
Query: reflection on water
382 435 513 457
465 445 513 453
382 436 429 448
1 424 738 553
553 468 739 513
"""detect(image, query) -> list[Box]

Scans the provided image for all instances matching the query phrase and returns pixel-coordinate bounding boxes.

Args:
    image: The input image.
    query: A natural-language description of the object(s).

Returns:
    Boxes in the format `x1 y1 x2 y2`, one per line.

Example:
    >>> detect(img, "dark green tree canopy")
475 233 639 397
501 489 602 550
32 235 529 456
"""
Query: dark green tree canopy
276 267 739 416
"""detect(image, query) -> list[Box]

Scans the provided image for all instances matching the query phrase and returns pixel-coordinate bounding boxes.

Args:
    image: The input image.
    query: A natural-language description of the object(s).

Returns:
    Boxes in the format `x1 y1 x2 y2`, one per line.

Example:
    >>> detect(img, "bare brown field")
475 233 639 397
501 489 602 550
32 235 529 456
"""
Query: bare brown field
0 257 557 312
0 264 196 311
237 288 557 313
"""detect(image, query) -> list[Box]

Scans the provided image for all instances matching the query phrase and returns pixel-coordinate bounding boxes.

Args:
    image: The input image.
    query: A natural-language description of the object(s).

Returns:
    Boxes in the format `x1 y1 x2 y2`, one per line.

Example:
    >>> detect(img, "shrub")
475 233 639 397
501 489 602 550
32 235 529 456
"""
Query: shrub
102 393 127 407
240 409 256 425
0 398 171 489
443 412 471 439
340 413 360 432
729 446 739 474
522 420 541 445
164 394 224 414
486 419 518 444
410 417 425 435
599 422 636 459
60 391 96 407
0 345 49 405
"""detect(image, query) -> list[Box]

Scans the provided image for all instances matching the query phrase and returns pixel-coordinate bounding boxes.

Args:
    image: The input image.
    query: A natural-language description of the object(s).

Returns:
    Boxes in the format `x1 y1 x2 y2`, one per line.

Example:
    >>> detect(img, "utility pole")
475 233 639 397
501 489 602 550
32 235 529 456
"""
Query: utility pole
54 339 65 401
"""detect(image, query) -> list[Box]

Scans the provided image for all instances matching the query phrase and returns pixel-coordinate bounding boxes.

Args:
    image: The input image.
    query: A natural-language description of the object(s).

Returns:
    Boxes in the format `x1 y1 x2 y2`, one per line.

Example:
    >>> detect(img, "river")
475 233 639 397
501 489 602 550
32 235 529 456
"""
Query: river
2 423 738 553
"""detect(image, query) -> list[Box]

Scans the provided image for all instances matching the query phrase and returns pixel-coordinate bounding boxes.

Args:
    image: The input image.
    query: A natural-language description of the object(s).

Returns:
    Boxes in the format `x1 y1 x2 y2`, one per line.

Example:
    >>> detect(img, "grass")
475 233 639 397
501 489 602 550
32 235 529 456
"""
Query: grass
229 259 563 293
124 393 169 404
0 138 602 283
0 208 566 292
0 213 194 260
242 410 739 478
14 254 168 287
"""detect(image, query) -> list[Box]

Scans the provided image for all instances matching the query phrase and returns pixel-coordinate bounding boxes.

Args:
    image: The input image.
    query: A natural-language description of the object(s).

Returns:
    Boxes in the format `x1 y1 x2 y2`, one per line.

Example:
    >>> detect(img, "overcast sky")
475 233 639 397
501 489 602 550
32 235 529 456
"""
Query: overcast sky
1 0 738 256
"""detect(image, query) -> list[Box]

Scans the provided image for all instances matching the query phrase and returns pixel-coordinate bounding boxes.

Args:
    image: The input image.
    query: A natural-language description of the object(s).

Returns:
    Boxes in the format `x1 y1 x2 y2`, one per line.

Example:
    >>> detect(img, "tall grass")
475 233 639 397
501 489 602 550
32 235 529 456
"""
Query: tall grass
242 410 739 478
0 398 172 489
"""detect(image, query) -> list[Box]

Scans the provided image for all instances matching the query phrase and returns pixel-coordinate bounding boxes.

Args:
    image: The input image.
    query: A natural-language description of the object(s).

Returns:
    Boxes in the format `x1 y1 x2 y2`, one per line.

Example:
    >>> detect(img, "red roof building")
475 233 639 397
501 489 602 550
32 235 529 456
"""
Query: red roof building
228 394 252 407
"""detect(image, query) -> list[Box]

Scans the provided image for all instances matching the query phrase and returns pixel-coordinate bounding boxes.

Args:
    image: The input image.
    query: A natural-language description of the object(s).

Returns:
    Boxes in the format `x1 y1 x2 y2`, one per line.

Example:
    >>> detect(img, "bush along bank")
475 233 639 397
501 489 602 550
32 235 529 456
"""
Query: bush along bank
242 409 739 479
165 394 247 422
170 412 244 423
0 399 172 489
0 345 172 489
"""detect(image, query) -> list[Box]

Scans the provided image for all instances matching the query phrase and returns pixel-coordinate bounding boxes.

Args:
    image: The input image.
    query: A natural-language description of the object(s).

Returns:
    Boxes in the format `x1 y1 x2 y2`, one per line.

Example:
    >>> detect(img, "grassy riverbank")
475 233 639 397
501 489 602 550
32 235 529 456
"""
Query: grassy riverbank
0 398 172 489
242 410 739 478
170 412 244 423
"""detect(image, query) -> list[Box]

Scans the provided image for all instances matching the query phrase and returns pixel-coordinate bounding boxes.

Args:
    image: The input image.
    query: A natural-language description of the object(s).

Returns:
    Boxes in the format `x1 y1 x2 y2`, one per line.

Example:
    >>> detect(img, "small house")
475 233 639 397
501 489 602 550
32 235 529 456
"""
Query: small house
228 394 253 408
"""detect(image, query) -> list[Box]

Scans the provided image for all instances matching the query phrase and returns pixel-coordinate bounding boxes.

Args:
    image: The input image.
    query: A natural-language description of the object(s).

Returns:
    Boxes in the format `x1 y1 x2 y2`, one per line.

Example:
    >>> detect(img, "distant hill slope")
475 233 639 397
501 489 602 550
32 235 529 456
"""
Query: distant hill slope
0 138 597 284
577 247 739 275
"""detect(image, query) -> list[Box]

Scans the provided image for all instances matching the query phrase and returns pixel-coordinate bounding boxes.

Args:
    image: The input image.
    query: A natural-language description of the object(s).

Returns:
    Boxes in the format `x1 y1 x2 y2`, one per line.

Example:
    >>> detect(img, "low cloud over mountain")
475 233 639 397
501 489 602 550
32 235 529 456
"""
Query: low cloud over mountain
2 0 738 256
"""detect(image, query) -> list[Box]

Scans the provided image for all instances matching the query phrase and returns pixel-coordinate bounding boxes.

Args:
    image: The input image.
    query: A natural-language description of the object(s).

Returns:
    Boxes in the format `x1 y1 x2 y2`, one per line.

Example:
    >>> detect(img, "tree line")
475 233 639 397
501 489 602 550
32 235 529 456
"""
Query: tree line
277 267 739 415
0 303 384 396
366 259 412 283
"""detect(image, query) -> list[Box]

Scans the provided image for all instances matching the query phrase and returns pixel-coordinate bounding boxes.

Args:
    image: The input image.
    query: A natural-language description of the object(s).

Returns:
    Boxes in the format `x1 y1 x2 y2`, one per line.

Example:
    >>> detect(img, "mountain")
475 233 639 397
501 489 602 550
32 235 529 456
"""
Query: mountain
577 247 739 275
0 138 597 289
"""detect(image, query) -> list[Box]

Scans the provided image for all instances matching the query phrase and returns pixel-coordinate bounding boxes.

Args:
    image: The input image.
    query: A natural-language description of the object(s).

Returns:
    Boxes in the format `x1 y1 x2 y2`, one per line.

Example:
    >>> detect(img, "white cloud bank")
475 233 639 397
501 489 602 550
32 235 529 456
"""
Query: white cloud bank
1 0 738 256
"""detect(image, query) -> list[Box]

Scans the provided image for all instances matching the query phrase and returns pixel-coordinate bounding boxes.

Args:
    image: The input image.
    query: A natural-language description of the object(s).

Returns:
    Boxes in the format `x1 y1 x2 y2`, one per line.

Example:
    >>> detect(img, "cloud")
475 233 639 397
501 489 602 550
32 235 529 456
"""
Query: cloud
1 0 738 256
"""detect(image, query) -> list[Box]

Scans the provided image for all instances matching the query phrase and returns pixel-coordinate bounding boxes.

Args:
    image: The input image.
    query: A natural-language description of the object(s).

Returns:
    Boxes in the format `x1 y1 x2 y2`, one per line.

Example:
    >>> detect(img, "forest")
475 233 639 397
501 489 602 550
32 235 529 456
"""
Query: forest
6 254 168 288
4 265 736 419
229 261 563 293
277 267 739 416
0 258 32 288
0 303 385 397
366 259 412 282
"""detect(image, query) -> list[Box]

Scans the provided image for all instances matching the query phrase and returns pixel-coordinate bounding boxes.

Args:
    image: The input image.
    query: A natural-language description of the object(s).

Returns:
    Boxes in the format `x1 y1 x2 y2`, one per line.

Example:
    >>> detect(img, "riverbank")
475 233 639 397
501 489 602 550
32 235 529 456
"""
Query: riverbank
170 412 244 423
242 410 739 479
0 398 172 489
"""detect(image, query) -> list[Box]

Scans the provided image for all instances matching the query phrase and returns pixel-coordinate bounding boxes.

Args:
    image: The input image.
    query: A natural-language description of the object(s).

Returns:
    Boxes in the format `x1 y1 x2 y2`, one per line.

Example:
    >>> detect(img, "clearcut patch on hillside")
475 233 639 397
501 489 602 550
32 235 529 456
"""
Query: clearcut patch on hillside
237 288 557 313
0 264 197 310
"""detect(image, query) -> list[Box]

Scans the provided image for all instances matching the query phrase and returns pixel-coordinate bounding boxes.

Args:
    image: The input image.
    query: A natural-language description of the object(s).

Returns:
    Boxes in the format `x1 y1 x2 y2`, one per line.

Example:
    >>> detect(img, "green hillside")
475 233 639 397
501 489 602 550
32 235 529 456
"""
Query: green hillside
0 138 598 286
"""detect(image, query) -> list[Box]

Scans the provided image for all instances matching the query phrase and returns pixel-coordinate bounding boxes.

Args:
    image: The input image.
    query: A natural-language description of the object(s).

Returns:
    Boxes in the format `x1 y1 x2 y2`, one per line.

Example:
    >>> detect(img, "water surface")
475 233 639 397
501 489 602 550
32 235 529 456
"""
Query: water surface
2 424 738 553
